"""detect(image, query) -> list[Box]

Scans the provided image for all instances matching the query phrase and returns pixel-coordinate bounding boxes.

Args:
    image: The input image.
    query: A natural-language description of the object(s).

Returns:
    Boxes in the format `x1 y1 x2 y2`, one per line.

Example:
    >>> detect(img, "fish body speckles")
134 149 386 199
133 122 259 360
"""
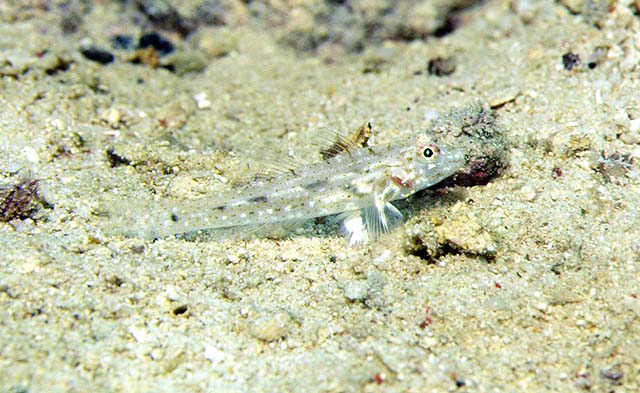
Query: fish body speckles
107 130 465 244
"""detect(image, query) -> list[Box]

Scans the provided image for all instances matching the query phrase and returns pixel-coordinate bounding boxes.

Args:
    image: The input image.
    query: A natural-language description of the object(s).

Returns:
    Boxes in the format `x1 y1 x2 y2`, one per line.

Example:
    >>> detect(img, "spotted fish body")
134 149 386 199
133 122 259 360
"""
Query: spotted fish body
109 133 465 244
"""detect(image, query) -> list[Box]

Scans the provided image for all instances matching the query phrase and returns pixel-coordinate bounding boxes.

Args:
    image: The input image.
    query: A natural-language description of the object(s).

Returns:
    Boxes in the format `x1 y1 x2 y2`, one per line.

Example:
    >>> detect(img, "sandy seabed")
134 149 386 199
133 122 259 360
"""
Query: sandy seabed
1 0 640 391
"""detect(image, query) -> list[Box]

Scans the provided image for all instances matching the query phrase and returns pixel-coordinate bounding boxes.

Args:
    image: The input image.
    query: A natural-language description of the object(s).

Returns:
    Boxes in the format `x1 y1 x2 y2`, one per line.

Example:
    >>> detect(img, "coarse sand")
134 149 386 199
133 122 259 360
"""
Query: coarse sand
1 0 640 391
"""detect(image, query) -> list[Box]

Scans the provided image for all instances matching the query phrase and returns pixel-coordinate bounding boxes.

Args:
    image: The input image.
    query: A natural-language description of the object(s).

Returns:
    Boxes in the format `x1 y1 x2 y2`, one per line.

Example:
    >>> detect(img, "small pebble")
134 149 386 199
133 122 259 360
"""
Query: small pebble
139 32 174 55
586 46 607 69
81 46 115 64
137 0 194 36
23 147 40 163
204 345 225 364
600 367 623 382
435 215 497 257
171 304 188 315
129 325 148 343
343 280 369 301
164 286 182 301
100 108 123 128
111 34 134 50
562 52 580 71
226 254 240 264
519 185 537 201
106 148 131 168
250 311 292 342
6 162 21 174
164 50 208 75
427 56 456 76
488 86 520 108
193 92 211 109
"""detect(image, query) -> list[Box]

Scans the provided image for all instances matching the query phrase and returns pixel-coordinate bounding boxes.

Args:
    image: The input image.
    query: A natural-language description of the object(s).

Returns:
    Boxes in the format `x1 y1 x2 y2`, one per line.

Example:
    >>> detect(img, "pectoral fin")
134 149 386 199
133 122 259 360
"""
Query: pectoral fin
339 202 403 245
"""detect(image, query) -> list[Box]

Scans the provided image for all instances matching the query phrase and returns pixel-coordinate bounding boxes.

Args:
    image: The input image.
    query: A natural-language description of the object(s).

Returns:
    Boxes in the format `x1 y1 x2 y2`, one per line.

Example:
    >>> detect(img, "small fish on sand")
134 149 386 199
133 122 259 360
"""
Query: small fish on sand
103 124 465 245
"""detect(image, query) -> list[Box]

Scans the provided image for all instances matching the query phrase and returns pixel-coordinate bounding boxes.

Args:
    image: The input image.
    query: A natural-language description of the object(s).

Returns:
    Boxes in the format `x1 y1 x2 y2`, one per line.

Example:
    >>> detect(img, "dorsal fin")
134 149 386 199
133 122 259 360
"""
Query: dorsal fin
320 121 373 159
239 121 374 184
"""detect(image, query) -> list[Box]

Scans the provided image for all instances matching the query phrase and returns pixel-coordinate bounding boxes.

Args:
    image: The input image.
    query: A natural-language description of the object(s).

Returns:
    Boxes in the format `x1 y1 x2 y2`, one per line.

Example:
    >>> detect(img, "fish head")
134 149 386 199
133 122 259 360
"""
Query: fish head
406 136 466 191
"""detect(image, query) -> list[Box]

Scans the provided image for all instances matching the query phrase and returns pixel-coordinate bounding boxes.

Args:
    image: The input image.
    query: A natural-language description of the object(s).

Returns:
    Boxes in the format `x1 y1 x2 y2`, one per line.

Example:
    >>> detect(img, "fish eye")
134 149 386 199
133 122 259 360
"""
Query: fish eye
419 144 440 160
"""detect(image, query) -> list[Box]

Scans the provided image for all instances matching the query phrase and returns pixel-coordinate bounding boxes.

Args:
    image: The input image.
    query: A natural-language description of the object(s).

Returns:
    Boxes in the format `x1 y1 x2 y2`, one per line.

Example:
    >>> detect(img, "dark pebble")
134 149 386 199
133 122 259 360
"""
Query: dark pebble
600 367 623 383
111 34 135 50
562 52 580 71
172 304 189 315
136 0 194 36
81 46 115 64
433 16 458 38
139 32 175 55
427 56 456 76
106 148 131 168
